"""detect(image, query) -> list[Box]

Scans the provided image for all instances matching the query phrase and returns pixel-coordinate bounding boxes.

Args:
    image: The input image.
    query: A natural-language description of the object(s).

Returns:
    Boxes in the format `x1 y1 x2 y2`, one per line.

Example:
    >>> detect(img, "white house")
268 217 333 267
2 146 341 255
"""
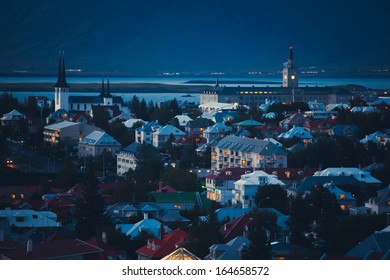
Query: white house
360 131 389 146
78 130 121 158
135 121 162 144
117 143 159 176
203 122 232 143
0 208 60 228
173 114 193 127
277 126 313 143
323 182 356 211
152 125 186 149
232 170 286 208
314 167 382 185
0 109 25 126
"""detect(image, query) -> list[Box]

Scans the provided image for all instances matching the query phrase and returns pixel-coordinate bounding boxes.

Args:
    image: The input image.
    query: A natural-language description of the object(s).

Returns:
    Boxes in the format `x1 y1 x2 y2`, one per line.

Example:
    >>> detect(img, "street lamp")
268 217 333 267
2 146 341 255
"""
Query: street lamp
257 196 271 208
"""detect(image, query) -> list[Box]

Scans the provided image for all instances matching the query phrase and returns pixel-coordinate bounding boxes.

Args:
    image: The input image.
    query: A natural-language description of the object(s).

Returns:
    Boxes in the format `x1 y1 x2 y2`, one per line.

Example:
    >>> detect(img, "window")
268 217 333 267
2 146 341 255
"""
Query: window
339 194 345 200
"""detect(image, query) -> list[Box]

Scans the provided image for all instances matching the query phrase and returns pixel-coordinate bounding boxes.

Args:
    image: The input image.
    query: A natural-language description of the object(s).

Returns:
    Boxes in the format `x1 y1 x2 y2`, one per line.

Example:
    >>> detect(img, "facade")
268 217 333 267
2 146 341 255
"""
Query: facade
152 125 186 149
0 109 25 127
277 126 313 143
203 122 232 143
364 186 390 214
185 117 215 136
206 167 253 205
211 136 288 170
135 121 162 144
117 143 159 176
43 121 98 149
232 170 286 208
78 130 121 158
0 208 60 228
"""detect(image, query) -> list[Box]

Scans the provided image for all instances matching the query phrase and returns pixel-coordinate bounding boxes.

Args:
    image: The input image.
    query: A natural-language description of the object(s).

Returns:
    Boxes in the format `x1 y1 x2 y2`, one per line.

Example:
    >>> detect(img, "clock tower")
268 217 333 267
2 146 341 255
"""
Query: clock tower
282 44 298 88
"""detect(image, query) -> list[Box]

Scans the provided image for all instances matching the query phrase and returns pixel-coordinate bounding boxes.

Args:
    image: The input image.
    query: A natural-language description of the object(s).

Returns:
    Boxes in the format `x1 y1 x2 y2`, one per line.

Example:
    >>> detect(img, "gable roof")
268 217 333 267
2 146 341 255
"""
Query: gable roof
188 117 215 128
136 228 188 259
346 228 390 258
80 131 121 146
207 236 250 260
116 219 171 238
212 136 288 155
219 214 254 241
44 120 78 130
155 125 186 136
233 120 264 127
314 168 381 184
278 126 313 139
290 176 367 194
121 142 159 156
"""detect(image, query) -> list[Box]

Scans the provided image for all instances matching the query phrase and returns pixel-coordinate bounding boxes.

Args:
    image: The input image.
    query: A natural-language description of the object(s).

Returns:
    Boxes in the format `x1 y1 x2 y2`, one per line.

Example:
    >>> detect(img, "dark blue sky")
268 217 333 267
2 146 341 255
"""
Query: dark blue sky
1 0 389 74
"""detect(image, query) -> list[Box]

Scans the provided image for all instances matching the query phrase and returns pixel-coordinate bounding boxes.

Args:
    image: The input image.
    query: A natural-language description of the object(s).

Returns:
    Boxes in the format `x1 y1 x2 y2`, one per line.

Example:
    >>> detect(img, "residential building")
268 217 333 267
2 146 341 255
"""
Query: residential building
43 121 98 149
232 170 286 208
360 131 389 146
364 186 390 214
116 218 171 239
206 167 253 205
0 109 25 127
161 247 200 260
152 125 186 149
136 228 188 260
203 122 232 143
0 208 60 228
279 112 307 130
46 109 72 124
259 123 286 139
233 120 264 131
204 236 250 260
78 130 121 158
211 136 288 170
185 117 215 136
323 182 357 211
117 142 160 176
219 214 254 242
328 124 360 138
173 114 192 128
314 167 382 185
277 126 313 143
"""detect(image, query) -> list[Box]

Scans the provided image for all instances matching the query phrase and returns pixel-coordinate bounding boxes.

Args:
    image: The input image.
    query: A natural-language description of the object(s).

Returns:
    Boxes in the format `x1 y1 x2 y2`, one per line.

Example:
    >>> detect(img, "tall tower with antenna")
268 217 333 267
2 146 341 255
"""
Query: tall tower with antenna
282 44 298 88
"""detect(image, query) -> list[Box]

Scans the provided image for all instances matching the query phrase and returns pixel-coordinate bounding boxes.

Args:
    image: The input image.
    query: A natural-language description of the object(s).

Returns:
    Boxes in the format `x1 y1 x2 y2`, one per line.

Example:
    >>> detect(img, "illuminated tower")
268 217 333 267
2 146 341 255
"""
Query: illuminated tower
282 44 298 88
54 51 69 111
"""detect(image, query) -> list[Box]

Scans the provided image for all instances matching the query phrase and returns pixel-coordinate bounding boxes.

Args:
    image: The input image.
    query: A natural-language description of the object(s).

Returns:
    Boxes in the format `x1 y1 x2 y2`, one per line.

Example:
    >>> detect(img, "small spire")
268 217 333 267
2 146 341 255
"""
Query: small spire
289 44 294 61
100 79 105 97
106 78 111 97
215 76 219 88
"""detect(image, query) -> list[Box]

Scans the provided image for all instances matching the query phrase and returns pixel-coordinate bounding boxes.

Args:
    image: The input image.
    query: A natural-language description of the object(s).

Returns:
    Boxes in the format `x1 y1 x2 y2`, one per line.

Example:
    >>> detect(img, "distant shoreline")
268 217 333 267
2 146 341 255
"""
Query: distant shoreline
0 82 213 93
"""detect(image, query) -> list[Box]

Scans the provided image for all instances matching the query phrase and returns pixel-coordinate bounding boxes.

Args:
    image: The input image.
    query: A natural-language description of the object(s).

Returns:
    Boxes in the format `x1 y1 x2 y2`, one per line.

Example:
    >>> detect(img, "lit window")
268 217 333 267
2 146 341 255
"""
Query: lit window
340 205 345 211
20 194 24 199
339 194 345 200
11 194 16 199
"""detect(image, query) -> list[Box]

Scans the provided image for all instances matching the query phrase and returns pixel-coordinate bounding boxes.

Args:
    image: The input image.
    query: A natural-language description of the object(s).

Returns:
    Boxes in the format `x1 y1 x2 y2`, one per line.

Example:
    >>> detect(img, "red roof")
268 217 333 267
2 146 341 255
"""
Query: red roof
155 182 178 193
206 167 253 181
174 134 206 145
86 236 126 260
136 228 188 259
262 167 317 180
259 124 286 133
0 237 103 260
219 214 255 241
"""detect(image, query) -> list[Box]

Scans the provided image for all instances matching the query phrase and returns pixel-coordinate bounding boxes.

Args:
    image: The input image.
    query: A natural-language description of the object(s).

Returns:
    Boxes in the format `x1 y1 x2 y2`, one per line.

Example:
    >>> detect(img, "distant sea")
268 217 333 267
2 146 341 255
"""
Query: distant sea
2 76 390 104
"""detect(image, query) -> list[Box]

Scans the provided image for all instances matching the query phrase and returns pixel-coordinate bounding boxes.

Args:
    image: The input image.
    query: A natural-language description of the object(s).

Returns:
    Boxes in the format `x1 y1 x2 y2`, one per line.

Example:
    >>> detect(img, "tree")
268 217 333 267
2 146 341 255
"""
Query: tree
57 158 77 190
93 107 110 131
288 195 311 246
255 185 289 214
241 209 272 260
161 165 198 191
75 164 104 240
130 95 140 117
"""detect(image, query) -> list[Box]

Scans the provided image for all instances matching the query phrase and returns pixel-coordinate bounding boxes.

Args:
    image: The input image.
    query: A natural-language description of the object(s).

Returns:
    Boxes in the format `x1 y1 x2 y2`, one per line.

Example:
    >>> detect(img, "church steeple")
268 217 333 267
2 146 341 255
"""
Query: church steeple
54 51 69 88
288 44 294 61
100 79 105 97
106 78 112 97
215 76 219 88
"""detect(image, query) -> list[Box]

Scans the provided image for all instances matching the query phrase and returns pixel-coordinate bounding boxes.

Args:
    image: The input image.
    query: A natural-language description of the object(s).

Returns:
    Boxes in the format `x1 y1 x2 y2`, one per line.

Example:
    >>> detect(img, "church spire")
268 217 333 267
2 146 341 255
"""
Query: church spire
106 78 112 97
215 76 219 88
100 79 105 97
289 44 294 61
54 51 69 88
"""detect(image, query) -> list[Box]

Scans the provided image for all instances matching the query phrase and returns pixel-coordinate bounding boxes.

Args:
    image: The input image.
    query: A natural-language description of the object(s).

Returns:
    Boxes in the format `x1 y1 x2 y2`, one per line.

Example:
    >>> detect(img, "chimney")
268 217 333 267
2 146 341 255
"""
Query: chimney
143 212 149 220
26 239 33 254
102 232 108 244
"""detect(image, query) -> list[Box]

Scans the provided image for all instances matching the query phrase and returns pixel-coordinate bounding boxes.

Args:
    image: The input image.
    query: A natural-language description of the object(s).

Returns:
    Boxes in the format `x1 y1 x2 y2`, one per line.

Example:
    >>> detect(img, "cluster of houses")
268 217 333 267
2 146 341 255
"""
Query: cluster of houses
2 51 390 260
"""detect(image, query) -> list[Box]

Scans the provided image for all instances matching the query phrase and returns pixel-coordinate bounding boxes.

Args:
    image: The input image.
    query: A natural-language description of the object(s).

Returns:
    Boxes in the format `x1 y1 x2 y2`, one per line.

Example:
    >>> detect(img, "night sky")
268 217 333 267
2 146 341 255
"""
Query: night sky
1 0 389 74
